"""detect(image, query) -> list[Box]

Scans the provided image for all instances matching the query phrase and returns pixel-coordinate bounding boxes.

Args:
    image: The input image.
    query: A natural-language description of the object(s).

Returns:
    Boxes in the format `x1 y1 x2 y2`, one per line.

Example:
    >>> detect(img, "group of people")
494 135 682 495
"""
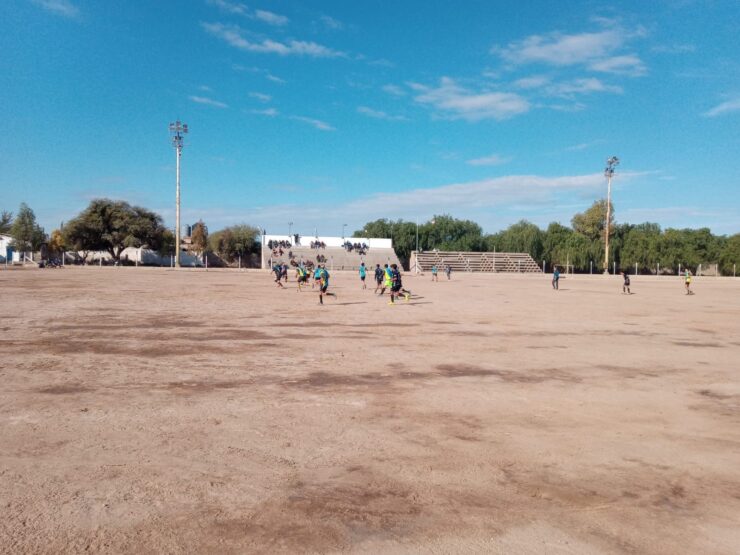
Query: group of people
310 241 327 249
267 239 291 250
343 241 369 255
363 263 411 304
430 264 452 282
551 266 694 295
290 263 336 304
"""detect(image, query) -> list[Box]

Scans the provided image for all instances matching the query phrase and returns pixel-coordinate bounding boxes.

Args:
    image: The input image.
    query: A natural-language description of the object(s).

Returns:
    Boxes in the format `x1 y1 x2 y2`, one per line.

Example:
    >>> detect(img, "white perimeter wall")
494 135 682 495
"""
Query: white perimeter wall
264 235 392 249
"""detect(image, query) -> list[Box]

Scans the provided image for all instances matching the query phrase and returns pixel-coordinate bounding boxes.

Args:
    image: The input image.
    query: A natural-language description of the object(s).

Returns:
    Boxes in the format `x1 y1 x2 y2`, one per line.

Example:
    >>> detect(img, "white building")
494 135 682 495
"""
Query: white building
0 234 21 263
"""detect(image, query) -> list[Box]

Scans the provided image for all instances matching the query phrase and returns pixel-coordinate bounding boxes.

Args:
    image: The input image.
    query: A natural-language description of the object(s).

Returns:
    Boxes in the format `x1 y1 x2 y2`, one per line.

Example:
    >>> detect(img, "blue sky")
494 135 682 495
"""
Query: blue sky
1 0 739 237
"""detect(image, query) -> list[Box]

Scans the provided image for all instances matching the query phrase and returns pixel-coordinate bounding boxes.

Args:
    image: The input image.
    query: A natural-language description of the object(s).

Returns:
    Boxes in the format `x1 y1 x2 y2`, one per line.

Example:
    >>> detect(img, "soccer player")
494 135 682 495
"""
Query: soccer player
622 271 631 294
684 269 693 295
312 265 322 289
445 264 452 280
359 262 367 290
273 264 284 288
296 264 308 291
374 264 384 293
317 265 337 305
552 267 560 290
431 264 438 282
378 264 393 296
388 264 411 305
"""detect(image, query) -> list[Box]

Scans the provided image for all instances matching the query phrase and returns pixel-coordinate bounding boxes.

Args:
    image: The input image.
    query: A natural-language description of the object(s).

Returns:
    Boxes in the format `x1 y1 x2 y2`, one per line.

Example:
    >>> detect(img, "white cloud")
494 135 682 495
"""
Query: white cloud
249 92 271 102
513 75 550 89
206 0 249 16
320 15 343 30
255 9 288 26
704 98 740 117
202 22 346 58
589 54 646 76
31 0 79 18
412 77 530 121
289 116 336 131
382 84 406 96
249 108 279 117
266 74 286 84
493 27 646 77
189 95 229 108
494 29 625 66
546 78 622 97
466 153 511 166
357 106 407 121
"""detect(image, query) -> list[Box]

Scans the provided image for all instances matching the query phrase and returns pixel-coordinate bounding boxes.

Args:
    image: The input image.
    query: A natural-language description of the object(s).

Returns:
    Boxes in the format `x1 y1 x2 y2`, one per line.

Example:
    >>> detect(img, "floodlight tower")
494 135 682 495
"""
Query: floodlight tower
603 156 619 274
169 120 188 268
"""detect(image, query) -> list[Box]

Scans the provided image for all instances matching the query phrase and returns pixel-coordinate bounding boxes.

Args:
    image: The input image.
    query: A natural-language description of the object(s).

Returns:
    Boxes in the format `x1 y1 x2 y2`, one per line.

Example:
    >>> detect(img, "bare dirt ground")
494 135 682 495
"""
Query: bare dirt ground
1 267 739 554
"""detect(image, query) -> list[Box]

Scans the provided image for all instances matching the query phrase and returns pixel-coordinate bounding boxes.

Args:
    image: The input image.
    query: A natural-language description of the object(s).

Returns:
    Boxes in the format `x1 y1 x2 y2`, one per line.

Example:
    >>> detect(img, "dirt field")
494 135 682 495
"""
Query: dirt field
1 267 739 554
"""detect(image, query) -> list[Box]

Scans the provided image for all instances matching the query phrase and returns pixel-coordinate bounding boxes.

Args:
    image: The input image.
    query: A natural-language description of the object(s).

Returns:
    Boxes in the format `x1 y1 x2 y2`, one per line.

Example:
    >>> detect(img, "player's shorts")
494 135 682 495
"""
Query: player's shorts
360 275 366 281
321 285 328 293
391 284 401 292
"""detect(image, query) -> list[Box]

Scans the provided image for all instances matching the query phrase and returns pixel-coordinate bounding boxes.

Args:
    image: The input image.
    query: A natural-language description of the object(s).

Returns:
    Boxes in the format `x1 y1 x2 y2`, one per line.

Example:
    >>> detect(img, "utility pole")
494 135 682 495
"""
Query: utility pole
169 120 188 268
603 156 619 273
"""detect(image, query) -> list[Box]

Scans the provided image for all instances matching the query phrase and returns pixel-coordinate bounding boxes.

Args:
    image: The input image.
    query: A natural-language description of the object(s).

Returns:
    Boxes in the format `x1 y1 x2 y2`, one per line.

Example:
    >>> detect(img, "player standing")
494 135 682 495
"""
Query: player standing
622 271 631 294
359 262 367 290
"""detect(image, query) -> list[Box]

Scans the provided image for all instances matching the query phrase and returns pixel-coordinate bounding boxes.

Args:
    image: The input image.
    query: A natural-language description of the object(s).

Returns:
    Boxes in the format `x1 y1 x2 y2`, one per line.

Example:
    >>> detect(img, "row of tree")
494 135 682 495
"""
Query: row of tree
3 199 739 274
1 200 261 265
355 201 740 275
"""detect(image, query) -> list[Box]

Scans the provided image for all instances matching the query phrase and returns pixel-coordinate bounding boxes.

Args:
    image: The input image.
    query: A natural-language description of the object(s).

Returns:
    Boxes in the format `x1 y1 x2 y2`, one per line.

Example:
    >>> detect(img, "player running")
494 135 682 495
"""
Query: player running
272 264 284 288
378 263 393 296
317 265 337 305
359 262 367 290
312 265 322 289
388 264 411 305
552 267 560 290
431 264 439 282
296 264 309 291
374 264 384 293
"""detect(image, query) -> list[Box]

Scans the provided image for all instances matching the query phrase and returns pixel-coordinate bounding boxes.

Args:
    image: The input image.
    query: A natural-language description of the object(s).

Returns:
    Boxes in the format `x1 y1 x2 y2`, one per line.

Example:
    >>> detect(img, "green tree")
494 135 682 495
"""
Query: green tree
719 234 740 276
63 199 166 261
10 203 46 253
486 220 544 260
618 223 660 272
209 224 260 262
571 199 614 242
157 229 176 257
420 214 484 252
0 210 12 234
354 218 416 267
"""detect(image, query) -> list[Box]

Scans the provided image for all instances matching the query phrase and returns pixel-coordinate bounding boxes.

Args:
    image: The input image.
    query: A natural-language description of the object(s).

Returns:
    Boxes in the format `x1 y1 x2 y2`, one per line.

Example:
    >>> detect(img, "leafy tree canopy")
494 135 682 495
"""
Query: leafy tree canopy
63 199 166 261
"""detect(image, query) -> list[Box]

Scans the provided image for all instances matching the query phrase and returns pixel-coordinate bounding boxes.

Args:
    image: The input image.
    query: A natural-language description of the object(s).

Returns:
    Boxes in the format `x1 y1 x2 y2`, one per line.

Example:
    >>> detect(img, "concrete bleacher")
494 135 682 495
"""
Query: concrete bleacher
411 251 542 273
261 235 401 271
266 246 401 272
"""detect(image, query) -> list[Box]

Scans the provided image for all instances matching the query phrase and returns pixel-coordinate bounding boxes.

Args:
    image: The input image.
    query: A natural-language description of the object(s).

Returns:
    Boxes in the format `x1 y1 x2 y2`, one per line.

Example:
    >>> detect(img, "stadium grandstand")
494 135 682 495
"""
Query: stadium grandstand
410 251 542 273
262 234 402 271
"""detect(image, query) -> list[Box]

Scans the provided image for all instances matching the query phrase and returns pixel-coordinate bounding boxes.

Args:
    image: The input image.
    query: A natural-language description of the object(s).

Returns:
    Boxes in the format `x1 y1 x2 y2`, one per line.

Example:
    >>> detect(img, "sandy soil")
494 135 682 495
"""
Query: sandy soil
1 267 739 554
